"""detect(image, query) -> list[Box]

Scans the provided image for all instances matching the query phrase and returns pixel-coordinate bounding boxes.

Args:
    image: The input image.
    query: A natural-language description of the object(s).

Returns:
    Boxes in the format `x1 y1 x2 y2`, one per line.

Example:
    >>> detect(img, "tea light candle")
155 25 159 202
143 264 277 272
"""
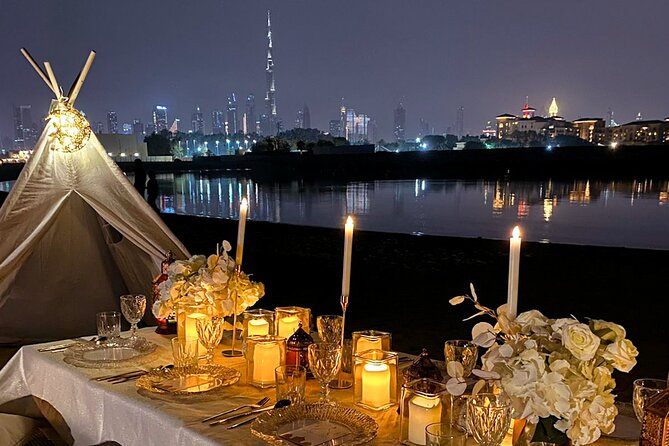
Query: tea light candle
277 315 300 338
185 312 208 353
253 342 281 385
507 226 521 318
356 336 382 354
361 362 390 408
408 395 442 445
248 318 270 336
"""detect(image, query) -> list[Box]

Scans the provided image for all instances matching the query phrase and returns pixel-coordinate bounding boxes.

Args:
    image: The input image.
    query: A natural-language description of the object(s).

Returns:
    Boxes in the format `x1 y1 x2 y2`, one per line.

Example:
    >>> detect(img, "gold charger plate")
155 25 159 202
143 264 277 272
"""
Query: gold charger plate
251 403 378 446
136 364 240 396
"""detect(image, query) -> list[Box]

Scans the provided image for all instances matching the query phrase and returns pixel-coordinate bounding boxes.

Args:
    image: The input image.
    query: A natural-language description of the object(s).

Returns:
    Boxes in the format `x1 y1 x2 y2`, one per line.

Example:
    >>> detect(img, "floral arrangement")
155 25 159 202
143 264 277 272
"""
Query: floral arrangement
450 284 638 446
152 241 264 319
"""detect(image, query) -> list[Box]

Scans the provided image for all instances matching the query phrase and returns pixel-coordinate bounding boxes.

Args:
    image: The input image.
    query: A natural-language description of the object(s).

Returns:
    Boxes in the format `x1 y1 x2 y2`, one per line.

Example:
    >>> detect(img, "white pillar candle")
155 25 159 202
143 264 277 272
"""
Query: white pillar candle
408 395 442 445
361 362 390 408
507 225 521 318
236 197 248 268
252 342 281 385
341 216 354 297
185 312 209 354
277 315 300 338
356 337 382 354
248 318 270 336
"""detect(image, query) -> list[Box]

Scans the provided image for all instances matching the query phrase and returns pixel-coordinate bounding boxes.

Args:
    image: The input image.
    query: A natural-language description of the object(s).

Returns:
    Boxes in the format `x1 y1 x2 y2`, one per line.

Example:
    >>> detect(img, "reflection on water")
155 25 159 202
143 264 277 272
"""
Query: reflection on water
2 174 669 249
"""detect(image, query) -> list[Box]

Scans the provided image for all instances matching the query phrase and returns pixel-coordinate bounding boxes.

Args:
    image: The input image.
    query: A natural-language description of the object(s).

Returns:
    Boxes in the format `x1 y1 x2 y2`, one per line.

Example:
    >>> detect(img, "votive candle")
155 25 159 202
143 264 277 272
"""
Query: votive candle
361 362 391 408
185 312 208 353
248 318 270 336
408 395 442 445
277 315 301 338
253 342 281 385
357 337 382 354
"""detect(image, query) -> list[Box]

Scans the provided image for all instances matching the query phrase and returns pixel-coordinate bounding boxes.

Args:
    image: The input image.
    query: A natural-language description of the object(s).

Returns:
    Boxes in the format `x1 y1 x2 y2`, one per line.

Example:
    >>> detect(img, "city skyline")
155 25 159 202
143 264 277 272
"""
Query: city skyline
1 0 668 143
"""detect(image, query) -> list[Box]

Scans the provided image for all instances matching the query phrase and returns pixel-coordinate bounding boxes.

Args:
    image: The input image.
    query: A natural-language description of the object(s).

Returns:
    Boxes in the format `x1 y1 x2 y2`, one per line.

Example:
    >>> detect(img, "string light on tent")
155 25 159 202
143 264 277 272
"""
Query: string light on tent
46 100 91 153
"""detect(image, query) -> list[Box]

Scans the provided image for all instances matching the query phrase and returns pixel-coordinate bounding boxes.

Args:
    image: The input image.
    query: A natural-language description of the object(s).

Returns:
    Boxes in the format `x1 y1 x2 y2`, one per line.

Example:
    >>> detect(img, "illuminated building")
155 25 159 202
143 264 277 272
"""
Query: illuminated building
482 121 496 138
495 114 518 140
295 109 304 129
302 105 311 129
264 10 278 135
418 118 430 137
92 121 105 134
227 94 238 135
456 106 464 137
13 105 35 149
521 102 536 119
245 94 256 134
132 119 144 137
548 97 559 117
329 120 341 137
153 105 168 132
191 106 204 134
107 111 118 134
572 118 605 143
211 109 224 134
609 120 669 145
393 103 406 141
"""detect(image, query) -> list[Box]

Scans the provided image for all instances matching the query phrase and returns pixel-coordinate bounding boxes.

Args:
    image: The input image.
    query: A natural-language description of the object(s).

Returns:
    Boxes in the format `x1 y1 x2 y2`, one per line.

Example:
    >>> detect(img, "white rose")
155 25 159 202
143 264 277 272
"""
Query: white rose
152 300 172 319
516 310 549 335
562 323 600 361
602 339 638 372
589 319 626 342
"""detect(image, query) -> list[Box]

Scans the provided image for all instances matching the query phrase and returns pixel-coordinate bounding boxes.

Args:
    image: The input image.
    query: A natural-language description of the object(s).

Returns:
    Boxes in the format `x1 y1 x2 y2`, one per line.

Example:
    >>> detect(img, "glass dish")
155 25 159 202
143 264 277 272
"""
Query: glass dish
252 402 378 446
136 364 240 396
63 337 158 368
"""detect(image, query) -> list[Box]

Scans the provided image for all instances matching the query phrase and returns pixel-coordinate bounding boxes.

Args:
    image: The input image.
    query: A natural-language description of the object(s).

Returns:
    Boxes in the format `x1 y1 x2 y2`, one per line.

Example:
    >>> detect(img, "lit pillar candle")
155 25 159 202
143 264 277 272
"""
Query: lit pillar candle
248 318 270 336
361 362 390 408
253 342 281 385
408 395 442 445
342 216 354 297
507 225 521 318
185 312 208 354
277 315 300 338
236 197 248 268
356 337 382 354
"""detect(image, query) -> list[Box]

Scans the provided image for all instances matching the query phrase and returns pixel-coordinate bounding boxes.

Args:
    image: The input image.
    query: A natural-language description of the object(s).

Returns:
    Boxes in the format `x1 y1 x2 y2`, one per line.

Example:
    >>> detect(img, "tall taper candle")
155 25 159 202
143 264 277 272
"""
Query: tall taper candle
236 198 248 268
342 216 354 297
507 226 521 318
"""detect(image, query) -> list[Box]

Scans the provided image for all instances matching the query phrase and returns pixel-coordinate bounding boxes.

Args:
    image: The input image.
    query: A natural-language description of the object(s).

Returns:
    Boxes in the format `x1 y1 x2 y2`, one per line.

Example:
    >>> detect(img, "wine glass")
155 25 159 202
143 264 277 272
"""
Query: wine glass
466 393 512 446
444 340 478 378
316 315 343 344
196 316 224 365
119 295 146 341
633 378 666 422
308 342 342 404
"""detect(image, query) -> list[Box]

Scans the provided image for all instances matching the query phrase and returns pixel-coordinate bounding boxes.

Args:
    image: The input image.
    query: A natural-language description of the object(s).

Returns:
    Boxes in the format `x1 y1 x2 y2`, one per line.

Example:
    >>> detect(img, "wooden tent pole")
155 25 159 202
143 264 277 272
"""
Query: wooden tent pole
43 62 61 100
20 48 58 96
68 50 96 105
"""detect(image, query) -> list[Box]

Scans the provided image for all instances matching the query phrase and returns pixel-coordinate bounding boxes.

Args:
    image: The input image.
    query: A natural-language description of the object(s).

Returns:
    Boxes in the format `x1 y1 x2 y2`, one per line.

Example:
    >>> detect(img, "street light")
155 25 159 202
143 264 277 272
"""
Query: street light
216 140 220 155
204 141 208 155
226 139 231 155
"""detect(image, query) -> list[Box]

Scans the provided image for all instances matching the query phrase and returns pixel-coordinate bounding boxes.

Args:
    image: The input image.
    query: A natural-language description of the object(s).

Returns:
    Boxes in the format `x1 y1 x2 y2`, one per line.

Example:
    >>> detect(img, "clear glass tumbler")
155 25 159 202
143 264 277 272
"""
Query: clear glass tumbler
275 365 307 405
96 311 121 342
171 337 199 374
425 423 467 446
633 378 667 422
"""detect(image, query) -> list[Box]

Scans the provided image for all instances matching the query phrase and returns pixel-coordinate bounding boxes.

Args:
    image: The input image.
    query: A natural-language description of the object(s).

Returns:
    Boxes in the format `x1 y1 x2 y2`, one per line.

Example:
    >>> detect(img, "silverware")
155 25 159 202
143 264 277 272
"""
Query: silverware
202 396 270 422
93 369 146 382
210 400 291 426
226 414 261 429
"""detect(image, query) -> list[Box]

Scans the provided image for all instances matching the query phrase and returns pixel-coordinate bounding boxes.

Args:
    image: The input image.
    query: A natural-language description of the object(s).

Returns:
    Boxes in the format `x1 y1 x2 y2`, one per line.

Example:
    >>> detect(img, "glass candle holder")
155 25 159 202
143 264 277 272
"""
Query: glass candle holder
354 349 398 411
246 335 286 388
243 309 275 338
176 302 213 357
399 378 451 446
274 306 311 339
352 330 392 355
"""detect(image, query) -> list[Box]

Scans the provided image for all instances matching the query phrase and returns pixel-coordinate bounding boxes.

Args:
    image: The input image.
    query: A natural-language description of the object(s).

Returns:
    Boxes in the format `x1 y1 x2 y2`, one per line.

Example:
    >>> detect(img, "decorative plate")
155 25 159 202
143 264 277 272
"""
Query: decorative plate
63 337 158 369
251 403 378 446
136 364 240 396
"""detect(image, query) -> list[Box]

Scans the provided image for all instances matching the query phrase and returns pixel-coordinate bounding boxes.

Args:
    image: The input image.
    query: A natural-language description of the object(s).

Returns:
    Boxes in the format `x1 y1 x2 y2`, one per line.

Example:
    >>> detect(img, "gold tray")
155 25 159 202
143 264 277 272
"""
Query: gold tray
136 364 240 396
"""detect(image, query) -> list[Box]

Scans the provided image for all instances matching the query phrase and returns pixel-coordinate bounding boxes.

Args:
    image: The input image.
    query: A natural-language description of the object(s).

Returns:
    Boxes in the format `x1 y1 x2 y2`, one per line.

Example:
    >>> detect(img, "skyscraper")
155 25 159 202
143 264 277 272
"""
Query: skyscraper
212 109 224 134
245 94 256 134
264 10 278 135
191 106 204 134
295 109 304 129
153 106 168 132
107 111 118 134
92 121 105 134
226 94 239 135
419 118 430 137
329 120 342 137
13 105 34 149
456 106 464 137
132 119 144 137
302 104 311 129
393 103 406 141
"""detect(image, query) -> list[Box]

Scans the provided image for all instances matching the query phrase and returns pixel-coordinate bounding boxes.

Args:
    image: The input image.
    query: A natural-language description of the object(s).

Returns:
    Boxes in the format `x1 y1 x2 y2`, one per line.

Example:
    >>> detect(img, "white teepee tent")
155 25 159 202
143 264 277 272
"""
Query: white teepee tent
0 50 189 343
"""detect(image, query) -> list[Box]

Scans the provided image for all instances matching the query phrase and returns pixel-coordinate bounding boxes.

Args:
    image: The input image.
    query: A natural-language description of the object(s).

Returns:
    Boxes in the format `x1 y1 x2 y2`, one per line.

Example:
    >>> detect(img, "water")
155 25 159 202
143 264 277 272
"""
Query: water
3 174 669 249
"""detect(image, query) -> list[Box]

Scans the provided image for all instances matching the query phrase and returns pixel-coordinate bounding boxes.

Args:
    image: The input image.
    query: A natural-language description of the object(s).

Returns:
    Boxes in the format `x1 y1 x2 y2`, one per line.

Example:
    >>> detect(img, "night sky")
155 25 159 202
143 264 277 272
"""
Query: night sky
1 0 668 142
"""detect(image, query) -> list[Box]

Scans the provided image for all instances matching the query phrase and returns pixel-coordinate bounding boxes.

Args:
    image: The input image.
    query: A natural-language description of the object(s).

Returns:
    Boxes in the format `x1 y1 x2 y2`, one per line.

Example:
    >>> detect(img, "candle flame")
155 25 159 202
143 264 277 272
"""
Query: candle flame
346 215 354 227
512 226 520 238
241 197 248 207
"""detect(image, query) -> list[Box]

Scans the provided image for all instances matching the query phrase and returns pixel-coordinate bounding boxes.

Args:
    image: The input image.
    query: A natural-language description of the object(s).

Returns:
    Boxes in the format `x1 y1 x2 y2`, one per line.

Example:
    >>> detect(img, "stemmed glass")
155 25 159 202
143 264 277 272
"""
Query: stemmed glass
633 378 666 422
119 294 146 342
444 340 478 378
316 315 343 343
196 316 225 366
308 342 342 404
466 393 512 446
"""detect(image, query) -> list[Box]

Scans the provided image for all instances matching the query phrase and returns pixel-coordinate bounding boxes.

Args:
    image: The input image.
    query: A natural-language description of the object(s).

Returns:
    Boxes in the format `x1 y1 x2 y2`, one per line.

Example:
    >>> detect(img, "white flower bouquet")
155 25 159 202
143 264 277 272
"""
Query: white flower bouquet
152 241 264 320
450 285 638 446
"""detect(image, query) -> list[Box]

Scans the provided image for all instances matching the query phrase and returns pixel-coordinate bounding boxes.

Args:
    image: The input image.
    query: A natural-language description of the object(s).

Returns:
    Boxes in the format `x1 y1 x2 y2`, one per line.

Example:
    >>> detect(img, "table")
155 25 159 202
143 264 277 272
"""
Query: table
0 328 639 446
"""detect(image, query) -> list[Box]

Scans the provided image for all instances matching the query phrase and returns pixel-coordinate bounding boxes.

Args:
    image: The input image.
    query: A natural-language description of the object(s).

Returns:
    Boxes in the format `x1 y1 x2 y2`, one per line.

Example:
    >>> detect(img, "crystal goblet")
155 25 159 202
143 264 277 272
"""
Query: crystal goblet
120 294 146 341
444 340 478 378
308 342 342 404
466 393 512 446
633 378 666 422
316 315 344 344
196 316 224 365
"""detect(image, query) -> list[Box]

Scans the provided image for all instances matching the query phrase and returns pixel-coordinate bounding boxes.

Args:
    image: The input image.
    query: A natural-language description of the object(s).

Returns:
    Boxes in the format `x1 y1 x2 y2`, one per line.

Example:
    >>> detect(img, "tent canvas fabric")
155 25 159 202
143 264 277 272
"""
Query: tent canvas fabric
0 119 189 344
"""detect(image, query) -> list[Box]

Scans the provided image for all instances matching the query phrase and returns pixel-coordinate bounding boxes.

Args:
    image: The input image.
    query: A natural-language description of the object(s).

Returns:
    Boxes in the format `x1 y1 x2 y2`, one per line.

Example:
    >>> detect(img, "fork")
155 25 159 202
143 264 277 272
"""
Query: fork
201 396 270 422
